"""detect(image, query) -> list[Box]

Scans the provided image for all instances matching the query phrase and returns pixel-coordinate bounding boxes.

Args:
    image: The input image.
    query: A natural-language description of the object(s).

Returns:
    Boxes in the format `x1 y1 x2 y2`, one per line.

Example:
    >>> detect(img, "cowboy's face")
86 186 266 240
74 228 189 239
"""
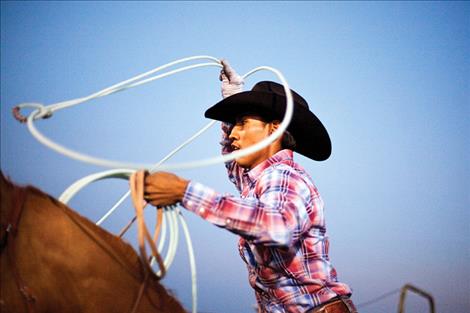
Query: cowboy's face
229 115 278 169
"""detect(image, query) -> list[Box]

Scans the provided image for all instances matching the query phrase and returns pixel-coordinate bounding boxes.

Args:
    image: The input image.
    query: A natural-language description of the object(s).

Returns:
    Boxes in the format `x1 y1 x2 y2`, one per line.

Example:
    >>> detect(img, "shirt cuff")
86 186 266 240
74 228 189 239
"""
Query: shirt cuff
182 180 220 218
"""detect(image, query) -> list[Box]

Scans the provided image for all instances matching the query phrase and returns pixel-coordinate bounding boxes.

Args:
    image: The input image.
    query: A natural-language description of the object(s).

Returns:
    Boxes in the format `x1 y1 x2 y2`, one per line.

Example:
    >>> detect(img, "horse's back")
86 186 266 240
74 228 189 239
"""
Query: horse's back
0 173 186 313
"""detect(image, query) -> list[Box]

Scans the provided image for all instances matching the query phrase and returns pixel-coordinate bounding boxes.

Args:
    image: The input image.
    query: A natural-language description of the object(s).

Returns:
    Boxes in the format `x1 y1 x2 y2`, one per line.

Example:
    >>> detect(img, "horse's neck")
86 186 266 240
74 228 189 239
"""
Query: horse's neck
55 198 145 278
29 185 145 277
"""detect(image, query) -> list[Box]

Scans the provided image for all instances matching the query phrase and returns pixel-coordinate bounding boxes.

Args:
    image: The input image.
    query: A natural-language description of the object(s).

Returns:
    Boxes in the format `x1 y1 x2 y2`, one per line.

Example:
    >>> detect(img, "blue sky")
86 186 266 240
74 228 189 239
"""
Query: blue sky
1 2 469 312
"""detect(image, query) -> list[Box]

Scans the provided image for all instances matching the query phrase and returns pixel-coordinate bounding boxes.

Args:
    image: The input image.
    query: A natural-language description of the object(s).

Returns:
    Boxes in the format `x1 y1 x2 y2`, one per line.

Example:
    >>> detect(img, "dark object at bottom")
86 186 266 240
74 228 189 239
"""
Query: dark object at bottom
308 296 358 313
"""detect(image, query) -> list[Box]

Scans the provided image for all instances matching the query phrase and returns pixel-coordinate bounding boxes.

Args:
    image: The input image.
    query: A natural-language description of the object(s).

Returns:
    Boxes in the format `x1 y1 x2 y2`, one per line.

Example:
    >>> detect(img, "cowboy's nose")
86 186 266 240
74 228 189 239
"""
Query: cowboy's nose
229 127 240 140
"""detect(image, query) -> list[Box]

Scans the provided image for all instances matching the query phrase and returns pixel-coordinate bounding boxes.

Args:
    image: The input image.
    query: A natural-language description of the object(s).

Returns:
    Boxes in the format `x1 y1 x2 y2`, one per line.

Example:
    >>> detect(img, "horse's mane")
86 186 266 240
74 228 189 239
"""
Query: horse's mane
1 172 160 284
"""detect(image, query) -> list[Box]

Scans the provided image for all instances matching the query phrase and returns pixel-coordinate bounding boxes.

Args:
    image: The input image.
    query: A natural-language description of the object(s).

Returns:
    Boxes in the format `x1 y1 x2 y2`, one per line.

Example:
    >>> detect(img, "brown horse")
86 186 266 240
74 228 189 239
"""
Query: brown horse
0 172 187 313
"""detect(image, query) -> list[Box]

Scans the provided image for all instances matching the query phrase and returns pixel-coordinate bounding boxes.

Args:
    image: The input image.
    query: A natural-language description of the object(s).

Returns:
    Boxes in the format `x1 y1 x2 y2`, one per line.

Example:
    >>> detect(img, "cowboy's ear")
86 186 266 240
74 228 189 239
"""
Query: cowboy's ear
270 120 281 133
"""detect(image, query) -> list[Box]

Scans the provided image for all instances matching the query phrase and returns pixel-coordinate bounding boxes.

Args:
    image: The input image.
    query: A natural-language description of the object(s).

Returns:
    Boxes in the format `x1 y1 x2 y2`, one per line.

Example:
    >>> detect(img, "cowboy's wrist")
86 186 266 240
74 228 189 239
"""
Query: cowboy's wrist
176 177 190 201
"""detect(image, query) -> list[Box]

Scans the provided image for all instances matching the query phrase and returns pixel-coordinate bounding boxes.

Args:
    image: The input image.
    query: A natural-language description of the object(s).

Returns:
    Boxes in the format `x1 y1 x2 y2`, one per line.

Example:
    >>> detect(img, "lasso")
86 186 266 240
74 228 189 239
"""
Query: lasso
13 55 294 313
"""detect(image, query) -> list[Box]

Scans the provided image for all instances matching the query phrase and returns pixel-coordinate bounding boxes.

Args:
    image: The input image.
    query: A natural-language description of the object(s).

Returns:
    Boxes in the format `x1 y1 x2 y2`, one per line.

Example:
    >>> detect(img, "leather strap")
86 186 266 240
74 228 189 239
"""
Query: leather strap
128 171 166 313
129 171 166 278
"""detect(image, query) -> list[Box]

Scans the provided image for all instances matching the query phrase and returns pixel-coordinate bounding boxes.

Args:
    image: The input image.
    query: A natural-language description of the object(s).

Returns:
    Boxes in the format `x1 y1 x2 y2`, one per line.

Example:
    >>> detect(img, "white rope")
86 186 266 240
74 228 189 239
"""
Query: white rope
23 55 295 313
47 56 221 113
93 120 217 226
177 207 198 312
15 57 293 172
59 169 133 203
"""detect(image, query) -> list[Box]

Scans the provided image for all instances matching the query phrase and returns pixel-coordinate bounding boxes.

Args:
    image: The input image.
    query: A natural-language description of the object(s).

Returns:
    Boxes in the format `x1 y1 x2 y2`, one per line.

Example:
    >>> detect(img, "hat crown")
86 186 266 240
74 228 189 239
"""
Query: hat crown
252 81 309 110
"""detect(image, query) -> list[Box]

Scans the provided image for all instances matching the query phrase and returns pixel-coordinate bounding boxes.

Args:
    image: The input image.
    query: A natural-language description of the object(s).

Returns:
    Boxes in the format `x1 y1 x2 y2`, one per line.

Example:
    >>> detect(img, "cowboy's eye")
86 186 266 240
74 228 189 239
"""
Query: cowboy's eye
235 118 248 127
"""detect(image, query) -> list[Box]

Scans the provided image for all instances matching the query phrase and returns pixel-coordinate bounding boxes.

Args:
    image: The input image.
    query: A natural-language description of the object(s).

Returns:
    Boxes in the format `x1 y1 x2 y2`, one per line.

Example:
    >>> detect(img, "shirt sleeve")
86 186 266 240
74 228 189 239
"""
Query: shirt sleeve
182 166 314 247
220 122 244 193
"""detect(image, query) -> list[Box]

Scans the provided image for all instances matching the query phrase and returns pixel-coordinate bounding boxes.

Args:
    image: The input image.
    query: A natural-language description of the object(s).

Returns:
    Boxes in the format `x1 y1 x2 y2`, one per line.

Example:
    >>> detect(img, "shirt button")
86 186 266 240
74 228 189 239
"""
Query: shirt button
187 200 193 207
226 218 231 225
199 208 205 214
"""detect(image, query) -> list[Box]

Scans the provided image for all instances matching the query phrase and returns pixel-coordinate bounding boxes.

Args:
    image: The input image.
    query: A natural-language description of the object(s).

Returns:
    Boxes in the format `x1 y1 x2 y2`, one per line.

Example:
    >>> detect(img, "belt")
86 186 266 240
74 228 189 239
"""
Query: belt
309 296 358 313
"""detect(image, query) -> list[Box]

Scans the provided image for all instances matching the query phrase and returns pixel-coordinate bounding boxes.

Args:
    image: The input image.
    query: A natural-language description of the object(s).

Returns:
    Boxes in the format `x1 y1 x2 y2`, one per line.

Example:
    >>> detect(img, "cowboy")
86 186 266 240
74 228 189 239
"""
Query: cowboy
143 60 356 313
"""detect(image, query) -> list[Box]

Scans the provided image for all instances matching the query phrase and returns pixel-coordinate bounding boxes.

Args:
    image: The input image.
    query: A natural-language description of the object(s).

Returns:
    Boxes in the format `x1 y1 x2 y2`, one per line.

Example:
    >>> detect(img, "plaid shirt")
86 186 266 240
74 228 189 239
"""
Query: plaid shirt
182 123 352 313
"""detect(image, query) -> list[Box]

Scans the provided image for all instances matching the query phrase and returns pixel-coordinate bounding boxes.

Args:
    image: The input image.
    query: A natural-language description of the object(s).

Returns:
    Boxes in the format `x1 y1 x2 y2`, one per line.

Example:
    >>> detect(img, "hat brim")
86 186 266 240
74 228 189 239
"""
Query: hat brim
205 91 332 161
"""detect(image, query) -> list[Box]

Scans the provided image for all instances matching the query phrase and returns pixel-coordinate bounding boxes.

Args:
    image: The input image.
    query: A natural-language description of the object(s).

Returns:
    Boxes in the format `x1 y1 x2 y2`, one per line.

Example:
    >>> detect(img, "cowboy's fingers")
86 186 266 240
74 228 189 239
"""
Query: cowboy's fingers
221 59 238 79
144 193 156 203
143 193 159 206
144 183 166 196
144 184 177 196
219 69 229 82
144 172 165 190
146 196 176 207
143 189 163 199
145 171 183 187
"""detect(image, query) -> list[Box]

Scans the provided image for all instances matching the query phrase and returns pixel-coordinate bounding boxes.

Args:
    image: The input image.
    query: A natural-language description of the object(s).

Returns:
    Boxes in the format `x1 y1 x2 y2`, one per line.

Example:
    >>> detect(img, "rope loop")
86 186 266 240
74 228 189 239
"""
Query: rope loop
12 103 53 123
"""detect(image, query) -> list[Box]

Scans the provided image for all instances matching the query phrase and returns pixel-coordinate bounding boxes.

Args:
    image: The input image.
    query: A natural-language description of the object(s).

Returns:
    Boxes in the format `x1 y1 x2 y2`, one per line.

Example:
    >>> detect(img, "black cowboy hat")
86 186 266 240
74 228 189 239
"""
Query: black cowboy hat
205 81 331 161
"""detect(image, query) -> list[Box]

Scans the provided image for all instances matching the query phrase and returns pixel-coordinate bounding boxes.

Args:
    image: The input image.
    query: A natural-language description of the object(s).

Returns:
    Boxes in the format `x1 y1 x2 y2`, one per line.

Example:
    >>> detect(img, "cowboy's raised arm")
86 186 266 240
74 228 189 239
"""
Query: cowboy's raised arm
219 59 244 156
218 60 245 192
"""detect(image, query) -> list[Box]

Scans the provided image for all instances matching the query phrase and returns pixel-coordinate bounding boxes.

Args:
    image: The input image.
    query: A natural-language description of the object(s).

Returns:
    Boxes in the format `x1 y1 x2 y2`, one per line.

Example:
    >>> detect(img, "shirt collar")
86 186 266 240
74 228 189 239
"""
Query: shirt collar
244 149 294 184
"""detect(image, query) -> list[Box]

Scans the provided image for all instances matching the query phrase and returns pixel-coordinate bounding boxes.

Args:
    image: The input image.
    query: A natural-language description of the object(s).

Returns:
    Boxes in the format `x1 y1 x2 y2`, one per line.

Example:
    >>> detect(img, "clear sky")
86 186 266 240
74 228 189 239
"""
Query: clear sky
1 1 469 313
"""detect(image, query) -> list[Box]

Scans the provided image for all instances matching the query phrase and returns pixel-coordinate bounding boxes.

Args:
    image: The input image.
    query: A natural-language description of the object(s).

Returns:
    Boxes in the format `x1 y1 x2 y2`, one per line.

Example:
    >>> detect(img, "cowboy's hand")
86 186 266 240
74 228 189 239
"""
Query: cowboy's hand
220 59 244 98
144 172 189 207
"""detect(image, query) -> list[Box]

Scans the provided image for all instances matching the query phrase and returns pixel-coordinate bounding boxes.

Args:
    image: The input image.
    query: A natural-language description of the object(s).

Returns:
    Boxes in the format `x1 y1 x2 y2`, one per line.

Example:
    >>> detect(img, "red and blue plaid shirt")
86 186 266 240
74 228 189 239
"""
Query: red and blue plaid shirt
182 123 352 313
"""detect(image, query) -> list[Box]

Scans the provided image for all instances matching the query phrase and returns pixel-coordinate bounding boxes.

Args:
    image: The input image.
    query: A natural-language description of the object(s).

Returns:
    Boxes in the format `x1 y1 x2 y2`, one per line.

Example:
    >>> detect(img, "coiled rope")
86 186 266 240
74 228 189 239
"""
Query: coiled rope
14 55 294 313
